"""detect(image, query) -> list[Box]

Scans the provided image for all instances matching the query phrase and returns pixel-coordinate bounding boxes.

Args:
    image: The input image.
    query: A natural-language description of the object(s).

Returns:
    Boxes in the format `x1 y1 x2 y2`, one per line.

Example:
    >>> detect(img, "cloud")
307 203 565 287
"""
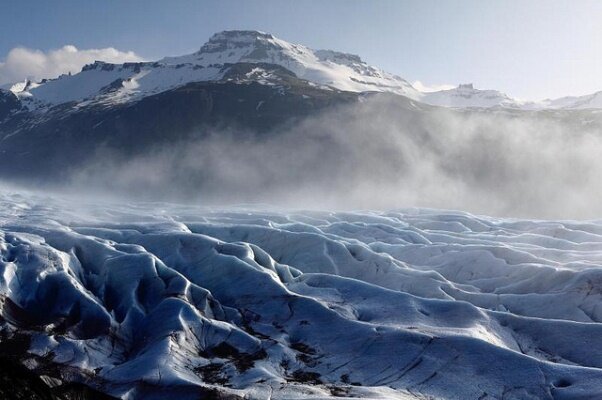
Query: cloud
413 80 455 92
64 95 602 219
0 45 144 85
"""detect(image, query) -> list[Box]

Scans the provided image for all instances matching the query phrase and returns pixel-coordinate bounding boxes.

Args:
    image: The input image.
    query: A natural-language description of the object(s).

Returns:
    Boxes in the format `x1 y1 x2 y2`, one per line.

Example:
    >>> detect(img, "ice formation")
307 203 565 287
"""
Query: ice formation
1 190 601 399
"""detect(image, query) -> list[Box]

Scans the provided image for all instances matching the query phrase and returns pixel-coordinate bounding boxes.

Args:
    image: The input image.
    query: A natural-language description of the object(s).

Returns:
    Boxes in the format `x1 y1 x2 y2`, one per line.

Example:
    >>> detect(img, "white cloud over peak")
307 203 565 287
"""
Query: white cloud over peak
0 45 144 86
412 80 455 93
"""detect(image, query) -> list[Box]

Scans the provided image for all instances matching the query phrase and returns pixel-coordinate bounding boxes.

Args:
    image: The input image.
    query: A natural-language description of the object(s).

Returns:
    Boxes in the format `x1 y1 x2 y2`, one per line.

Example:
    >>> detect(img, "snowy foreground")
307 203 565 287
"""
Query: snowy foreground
1 191 602 399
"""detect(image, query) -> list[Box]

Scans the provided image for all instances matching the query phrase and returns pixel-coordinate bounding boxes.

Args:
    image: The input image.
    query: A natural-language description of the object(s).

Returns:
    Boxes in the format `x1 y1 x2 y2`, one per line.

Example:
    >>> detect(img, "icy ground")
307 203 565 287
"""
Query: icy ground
1 191 602 399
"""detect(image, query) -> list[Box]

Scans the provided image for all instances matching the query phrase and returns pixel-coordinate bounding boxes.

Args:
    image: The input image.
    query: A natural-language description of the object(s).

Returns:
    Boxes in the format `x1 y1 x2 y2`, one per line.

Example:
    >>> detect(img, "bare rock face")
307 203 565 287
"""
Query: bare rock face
0 89 21 120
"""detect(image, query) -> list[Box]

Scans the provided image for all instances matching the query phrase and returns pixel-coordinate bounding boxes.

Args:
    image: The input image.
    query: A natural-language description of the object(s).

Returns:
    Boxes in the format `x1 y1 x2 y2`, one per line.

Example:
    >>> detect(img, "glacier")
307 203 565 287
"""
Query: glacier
1 189 602 399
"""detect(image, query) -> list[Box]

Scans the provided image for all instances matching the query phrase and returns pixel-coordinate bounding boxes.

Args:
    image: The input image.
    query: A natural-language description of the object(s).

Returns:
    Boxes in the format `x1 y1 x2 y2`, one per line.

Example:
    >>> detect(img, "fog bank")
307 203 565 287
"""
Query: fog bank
68 96 602 219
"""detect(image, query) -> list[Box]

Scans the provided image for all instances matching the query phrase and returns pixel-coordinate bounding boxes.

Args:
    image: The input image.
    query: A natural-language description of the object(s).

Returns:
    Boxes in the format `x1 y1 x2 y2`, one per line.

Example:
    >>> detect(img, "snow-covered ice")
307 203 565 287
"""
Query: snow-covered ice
1 190 602 399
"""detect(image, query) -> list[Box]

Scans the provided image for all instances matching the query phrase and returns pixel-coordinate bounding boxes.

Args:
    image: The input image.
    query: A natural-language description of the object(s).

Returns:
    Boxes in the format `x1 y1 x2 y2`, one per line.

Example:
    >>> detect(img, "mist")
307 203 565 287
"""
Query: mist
66 95 602 219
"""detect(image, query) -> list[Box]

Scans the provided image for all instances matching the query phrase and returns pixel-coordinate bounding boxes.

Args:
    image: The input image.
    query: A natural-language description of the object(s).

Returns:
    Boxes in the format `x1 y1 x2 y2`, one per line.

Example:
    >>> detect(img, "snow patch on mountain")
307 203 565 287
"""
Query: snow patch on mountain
10 61 225 110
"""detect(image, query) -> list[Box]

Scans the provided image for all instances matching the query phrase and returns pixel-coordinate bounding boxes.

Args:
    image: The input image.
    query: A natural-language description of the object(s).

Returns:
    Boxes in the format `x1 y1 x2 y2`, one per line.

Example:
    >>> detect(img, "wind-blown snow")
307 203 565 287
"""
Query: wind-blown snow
1 190 602 399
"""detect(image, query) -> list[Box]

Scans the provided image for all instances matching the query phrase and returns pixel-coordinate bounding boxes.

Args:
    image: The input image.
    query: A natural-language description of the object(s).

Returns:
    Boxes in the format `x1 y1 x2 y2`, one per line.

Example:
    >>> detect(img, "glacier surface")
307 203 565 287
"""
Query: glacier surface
1 190 602 399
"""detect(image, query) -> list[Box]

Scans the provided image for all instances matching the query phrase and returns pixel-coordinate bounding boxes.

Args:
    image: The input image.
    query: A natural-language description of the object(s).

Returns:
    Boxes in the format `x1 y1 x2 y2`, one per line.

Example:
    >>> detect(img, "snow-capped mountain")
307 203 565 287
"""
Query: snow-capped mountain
161 30 419 97
5 29 602 111
422 83 602 110
3 29 602 187
7 30 418 111
542 90 602 109
0 61 360 183
421 83 526 108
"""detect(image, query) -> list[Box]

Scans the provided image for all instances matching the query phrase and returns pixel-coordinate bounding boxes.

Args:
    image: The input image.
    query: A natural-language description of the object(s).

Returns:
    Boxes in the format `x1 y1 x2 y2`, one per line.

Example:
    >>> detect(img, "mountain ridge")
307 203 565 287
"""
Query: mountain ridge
5 29 602 111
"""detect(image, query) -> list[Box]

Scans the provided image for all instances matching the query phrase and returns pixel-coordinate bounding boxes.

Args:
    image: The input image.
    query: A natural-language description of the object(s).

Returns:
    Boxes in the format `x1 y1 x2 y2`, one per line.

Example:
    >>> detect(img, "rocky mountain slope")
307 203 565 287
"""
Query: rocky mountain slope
3 31 602 186
0 62 358 183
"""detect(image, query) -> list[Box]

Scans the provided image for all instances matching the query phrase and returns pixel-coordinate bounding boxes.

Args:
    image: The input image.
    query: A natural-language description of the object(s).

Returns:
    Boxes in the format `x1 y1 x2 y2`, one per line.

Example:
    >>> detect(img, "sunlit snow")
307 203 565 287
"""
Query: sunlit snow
1 190 601 399
10 30 602 112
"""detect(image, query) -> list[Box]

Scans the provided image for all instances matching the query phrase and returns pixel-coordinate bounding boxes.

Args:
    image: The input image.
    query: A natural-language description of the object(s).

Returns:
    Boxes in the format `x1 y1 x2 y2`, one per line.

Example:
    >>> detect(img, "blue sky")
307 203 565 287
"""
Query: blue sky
1 0 601 99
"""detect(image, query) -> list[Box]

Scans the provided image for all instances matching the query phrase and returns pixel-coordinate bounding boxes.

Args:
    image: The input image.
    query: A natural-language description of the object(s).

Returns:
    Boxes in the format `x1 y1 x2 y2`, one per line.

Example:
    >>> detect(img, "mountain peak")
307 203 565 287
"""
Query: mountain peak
458 83 474 90
160 30 419 98
194 29 297 64
208 29 275 42
10 29 600 111
199 30 278 53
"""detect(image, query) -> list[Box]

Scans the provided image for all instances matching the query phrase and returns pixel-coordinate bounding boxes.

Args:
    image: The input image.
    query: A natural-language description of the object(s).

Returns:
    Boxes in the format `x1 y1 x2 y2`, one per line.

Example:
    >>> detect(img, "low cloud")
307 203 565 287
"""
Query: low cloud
0 45 144 86
67 95 602 219
413 80 455 92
